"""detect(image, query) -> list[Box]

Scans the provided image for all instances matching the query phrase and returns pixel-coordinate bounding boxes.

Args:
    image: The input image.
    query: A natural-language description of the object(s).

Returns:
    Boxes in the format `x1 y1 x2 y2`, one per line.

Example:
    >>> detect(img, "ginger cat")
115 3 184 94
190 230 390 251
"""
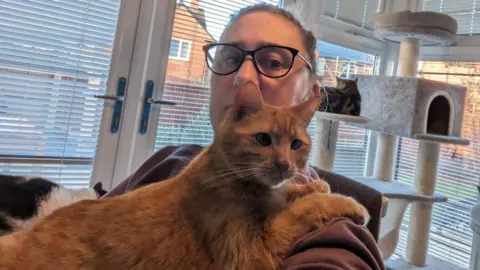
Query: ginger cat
0 82 369 270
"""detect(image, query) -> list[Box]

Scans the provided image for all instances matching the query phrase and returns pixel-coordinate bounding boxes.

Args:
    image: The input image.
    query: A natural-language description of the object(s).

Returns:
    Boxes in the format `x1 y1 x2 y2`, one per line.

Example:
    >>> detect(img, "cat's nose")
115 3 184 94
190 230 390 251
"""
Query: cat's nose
274 161 290 178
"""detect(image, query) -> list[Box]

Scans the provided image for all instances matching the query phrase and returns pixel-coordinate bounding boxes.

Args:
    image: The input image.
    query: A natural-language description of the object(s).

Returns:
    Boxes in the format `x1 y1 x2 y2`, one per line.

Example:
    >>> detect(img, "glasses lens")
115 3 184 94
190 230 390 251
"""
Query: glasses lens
255 47 294 77
206 44 244 75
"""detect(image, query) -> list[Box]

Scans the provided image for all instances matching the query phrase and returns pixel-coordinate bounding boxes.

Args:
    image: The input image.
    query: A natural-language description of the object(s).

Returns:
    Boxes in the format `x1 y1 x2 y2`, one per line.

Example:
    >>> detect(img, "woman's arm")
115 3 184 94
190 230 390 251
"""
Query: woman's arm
284 217 385 270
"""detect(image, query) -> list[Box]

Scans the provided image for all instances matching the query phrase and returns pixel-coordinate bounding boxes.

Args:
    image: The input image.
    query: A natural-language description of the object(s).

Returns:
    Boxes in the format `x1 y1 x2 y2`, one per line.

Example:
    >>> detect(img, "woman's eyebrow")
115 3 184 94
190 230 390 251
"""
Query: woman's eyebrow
226 41 282 49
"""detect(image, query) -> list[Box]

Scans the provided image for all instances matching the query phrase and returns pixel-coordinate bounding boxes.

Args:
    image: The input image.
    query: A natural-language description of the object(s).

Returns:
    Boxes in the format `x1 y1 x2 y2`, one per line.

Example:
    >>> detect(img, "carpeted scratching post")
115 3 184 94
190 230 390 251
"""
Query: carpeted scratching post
313 119 339 171
313 113 368 171
405 140 440 265
373 133 398 181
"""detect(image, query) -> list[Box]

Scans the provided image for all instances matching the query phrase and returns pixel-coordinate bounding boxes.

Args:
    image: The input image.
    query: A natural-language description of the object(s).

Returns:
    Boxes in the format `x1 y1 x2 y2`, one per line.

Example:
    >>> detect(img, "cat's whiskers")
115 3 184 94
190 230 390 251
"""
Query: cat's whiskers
201 166 259 184
200 168 260 190
203 167 261 189
200 169 260 190
228 163 271 170
203 166 254 176
204 172 259 190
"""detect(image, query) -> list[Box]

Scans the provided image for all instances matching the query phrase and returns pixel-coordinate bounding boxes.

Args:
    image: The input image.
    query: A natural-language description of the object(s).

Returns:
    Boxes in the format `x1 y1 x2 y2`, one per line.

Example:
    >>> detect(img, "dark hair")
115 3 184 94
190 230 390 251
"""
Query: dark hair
221 3 318 76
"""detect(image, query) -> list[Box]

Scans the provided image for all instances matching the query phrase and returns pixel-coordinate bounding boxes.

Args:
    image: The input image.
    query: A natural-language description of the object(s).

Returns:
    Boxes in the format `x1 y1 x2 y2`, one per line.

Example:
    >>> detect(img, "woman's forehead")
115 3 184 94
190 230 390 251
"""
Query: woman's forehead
221 11 305 51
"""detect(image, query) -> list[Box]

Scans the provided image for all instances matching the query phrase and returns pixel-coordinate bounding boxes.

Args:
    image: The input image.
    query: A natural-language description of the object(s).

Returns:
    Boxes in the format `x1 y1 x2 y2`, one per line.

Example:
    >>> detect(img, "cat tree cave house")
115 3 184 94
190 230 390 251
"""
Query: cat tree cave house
355 75 468 144
313 10 470 268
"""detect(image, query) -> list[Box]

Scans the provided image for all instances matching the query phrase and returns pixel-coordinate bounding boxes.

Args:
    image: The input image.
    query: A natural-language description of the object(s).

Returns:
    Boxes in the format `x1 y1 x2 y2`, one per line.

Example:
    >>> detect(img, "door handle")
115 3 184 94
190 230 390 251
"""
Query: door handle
145 98 176 105
94 77 127 134
139 80 176 134
94 95 124 102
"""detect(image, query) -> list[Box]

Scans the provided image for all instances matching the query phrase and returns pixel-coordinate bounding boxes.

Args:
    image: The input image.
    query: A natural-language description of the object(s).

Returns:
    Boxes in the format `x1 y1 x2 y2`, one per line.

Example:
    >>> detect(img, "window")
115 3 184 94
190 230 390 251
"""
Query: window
169 38 192 60
312 40 378 178
0 1 121 188
394 62 480 268
324 0 384 29
423 0 480 35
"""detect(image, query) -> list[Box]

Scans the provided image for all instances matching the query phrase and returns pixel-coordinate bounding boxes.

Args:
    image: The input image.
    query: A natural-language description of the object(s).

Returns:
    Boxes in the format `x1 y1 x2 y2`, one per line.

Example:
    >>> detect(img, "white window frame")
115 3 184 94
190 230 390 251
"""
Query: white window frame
308 0 385 57
168 38 192 61
420 36 480 62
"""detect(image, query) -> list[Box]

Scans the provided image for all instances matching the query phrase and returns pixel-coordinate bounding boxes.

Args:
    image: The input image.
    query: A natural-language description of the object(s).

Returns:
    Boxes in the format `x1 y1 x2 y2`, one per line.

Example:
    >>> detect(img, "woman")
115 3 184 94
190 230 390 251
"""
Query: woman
105 4 385 269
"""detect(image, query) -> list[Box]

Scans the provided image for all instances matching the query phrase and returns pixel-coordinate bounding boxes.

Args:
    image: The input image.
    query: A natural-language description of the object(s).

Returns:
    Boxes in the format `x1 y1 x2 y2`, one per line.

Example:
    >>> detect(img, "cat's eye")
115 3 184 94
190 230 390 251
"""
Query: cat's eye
291 139 302 150
254 133 272 146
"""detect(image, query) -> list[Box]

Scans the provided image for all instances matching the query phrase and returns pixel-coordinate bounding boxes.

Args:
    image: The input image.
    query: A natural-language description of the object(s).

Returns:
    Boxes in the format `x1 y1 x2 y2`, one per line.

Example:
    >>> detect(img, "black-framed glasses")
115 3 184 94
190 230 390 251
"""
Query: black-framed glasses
203 43 313 78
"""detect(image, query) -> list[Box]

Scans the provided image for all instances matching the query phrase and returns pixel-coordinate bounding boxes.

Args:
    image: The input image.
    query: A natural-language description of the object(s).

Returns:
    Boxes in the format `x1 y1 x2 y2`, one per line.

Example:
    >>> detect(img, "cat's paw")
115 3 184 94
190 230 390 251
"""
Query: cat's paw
306 179 330 194
336 196 370 226
289 193 370 228
283 180 330 202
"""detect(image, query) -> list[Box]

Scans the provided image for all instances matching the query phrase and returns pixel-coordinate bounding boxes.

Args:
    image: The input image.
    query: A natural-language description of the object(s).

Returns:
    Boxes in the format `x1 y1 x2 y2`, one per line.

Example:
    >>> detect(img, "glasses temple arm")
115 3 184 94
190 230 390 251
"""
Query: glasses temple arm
297 53 314 71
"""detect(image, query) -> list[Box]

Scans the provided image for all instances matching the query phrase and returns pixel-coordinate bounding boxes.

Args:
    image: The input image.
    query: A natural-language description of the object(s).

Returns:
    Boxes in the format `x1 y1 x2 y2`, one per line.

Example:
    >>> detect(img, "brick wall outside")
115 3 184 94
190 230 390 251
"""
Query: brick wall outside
165 5 214 83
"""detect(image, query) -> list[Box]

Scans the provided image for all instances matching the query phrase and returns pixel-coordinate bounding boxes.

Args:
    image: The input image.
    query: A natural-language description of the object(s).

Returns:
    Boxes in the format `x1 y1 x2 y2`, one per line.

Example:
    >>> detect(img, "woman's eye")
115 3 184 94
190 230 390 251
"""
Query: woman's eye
254 133 272 147
262 56 283 69
266 58 282 69
291 139 302 150
257 52 284 69
224 55 242 64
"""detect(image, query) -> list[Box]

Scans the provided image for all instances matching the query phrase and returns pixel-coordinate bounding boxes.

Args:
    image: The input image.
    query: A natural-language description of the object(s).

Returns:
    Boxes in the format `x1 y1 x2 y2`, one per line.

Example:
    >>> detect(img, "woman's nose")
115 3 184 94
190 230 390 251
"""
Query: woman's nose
234 56 260 88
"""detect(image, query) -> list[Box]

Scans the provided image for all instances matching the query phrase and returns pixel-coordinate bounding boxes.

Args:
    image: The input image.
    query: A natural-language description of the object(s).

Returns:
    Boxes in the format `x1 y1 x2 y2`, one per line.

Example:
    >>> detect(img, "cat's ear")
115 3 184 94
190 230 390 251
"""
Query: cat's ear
234 82 264 119
354 77 359 83
336 77 346 88
291 96 322 125
93 182 107 197
93 182 102 190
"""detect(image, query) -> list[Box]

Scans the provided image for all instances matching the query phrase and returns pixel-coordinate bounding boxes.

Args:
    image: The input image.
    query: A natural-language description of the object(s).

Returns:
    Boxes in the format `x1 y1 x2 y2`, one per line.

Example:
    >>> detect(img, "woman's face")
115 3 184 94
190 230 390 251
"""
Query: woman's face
209 11 314 131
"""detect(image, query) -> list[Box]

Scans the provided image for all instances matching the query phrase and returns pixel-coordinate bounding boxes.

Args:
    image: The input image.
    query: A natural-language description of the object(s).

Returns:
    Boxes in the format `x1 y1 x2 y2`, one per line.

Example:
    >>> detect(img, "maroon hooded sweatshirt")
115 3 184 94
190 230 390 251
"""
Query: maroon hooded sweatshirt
104 144 385 270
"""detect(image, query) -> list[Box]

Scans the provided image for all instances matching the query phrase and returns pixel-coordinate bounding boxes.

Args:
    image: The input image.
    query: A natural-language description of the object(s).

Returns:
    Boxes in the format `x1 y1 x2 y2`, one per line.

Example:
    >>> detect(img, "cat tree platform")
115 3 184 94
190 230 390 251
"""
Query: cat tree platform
315 112 369 124
355 177 447 203
374 10 458 46
414 133 469 146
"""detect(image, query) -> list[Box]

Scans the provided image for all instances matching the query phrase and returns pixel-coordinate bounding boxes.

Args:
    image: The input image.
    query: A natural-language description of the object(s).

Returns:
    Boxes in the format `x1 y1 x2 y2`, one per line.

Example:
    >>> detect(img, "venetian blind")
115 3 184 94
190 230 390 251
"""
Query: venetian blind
315 40 375 178
394 62 480 268
324 0 384 29
0 0 121 188
423 0 480 35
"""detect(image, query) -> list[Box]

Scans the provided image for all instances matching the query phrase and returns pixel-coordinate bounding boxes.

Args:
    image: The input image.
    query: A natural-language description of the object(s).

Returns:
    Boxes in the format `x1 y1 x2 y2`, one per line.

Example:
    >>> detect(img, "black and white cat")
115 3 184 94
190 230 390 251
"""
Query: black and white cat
0 174 107 235
319 76 362 116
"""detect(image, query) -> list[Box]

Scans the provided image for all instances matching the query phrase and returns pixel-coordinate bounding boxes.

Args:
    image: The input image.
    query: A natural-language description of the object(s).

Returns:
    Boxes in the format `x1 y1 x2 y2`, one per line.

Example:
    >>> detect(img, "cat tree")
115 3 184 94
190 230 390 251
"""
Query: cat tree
314 10 469 267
